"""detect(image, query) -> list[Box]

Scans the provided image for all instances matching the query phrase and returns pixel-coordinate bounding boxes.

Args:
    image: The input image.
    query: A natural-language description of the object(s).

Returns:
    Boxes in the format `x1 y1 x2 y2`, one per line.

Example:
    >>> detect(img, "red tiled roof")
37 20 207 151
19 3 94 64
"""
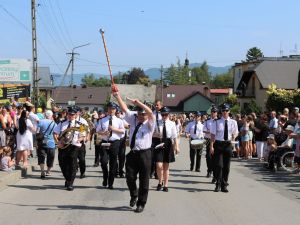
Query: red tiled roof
210 89 230 94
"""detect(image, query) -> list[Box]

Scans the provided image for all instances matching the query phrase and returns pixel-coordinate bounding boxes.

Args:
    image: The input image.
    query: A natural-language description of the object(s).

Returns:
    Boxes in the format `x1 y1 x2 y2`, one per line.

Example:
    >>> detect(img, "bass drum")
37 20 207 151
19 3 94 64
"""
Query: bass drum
279 151 297 172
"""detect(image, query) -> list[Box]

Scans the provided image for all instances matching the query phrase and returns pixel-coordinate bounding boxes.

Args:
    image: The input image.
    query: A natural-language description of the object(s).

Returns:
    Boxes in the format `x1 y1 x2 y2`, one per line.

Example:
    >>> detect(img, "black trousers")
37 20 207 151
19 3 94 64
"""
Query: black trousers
117 137 126 176
205 138 214 174
58 145 79 184
190 140 202 171
151 137 161 176
94 144 101 165
213 141 232 187
37 145 55 167
126 149 152 207
77 142 86 175
100 140 120 186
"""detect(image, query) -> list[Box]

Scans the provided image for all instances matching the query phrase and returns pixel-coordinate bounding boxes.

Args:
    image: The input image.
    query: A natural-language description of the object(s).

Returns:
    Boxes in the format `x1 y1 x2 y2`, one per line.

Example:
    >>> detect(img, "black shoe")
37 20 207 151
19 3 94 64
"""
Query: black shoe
221 186 229 193
190 166 194 171
206 172 212 178
119 174 125 178
41 172 46 179
195 169 200 172
108 185 114 190
93 163 99 167
80 173 85 179
162 187 169 192
214 185 221 192
67 185 74 191
129 197 137 207
135 205 144 213
102 180 107 187
211 177 216 184
156 183 162 191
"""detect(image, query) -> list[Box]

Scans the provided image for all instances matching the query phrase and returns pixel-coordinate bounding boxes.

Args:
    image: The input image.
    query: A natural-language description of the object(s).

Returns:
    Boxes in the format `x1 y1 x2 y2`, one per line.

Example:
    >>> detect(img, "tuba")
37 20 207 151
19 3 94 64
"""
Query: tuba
58 124 89 149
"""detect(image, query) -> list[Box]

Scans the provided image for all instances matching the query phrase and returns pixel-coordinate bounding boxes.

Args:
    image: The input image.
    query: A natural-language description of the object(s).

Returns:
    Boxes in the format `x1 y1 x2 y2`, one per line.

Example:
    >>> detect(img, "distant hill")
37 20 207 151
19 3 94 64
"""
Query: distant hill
52 64 232 86
144 64 232 80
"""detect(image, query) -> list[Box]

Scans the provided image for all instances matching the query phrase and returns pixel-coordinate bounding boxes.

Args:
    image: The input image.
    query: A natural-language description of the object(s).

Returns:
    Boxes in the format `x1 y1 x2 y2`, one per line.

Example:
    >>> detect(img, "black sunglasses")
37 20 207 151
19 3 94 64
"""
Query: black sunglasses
222 110 229 112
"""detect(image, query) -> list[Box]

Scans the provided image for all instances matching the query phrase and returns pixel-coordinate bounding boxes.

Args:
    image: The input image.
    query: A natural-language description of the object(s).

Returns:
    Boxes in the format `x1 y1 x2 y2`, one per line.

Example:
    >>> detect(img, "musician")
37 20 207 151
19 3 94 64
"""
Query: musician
93 108 106 167
203 106 218 179
154 106 179 192
210 103 238 193
53 106 86 191
185 111 204 172
75 106 89 179
115 106 129 178
96 102 125 189
113 90 155 213
151 100 163 178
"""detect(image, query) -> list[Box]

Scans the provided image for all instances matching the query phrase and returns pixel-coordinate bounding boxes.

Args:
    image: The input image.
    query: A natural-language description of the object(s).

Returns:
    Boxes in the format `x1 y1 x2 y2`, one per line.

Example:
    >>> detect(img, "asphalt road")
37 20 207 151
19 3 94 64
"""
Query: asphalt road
0 138 299 225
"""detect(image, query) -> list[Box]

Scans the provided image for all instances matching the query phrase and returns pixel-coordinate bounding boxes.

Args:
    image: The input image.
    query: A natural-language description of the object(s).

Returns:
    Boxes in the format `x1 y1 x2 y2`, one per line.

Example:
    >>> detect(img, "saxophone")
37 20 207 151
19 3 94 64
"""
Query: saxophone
58 124 89 149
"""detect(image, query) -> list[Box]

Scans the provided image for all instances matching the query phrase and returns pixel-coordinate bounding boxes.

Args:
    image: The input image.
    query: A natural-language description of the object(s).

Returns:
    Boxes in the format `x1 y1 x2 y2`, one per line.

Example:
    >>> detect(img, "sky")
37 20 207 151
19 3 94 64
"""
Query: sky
0 0 300 76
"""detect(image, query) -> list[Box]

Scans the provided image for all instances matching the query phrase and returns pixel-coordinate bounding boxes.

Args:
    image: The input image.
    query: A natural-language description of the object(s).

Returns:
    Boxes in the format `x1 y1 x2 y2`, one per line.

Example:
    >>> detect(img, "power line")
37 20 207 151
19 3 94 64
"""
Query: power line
0 4 65 73
55 0 74 46
39 0 69 51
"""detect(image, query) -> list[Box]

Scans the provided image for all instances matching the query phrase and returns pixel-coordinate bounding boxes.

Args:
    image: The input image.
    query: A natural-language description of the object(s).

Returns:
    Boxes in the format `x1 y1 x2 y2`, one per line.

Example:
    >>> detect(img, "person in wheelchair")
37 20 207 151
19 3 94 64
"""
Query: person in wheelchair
268 125 294 171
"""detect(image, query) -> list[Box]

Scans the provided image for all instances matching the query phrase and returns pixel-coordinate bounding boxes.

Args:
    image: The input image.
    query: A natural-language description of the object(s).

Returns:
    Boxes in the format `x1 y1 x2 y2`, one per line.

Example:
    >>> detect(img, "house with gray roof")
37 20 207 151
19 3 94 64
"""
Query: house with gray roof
52 86 110 111
233 55 300 111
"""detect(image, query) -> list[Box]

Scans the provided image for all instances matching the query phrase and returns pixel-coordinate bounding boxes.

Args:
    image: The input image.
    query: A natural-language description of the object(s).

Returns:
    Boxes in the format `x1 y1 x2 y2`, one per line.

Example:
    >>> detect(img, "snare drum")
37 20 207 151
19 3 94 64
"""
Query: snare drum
190 139 205 149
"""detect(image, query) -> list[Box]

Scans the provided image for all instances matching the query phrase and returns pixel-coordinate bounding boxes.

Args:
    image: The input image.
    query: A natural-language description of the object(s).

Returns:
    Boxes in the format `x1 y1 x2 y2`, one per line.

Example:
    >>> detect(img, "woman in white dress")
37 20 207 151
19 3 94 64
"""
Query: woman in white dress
16 110 35 167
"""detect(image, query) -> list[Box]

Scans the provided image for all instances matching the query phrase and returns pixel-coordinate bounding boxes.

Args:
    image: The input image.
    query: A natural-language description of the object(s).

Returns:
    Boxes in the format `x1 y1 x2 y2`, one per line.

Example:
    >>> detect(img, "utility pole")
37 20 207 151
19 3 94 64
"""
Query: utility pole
160 65 163 104
31 0 38 107
66 43 90 86
66 51 79 86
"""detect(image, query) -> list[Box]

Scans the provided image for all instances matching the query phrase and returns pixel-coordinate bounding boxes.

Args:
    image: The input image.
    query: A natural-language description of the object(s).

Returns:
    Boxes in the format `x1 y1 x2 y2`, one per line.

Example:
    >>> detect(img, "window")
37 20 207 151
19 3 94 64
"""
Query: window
167 94 171 98
171 94 175 98
167 93 175 98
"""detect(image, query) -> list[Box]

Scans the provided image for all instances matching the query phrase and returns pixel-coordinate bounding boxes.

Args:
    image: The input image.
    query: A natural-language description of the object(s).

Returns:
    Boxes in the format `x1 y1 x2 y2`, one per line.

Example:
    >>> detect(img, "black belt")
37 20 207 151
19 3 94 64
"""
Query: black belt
103 140 120 143
131 148 151 153
215 140 231 145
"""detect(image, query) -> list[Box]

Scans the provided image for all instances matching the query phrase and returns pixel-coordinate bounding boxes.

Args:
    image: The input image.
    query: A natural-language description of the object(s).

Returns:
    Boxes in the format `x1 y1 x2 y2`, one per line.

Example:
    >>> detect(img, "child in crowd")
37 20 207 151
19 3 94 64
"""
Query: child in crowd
0 146 15 172
265 134 277 171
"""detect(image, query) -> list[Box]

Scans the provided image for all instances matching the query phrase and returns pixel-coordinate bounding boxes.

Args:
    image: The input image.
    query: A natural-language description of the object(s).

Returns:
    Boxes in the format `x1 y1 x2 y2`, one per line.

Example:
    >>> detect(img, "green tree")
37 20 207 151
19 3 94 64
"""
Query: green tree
246 47 264 61
191 61 211 84
124 67 150 85
81 73 111 87
210 71 233 88
164 60 192 85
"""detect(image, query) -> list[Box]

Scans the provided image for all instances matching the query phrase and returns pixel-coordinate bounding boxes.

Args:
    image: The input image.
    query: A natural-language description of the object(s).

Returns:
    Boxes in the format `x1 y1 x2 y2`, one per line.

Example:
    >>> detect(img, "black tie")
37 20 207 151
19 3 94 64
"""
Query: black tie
194 121 197 134
224 120 228 141
130 122 143 149
162 121 167 141
156 111 160 133
109 116 112 137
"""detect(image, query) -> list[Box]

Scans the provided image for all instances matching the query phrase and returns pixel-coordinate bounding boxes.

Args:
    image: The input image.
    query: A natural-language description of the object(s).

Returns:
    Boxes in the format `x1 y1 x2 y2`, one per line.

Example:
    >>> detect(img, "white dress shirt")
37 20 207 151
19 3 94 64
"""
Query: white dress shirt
185 120 204 140
53 119 82 147
96 115 124 141
125 110 155 150
156 119 177 139
153 110 163 138
203 118 215 139
210 117 238 141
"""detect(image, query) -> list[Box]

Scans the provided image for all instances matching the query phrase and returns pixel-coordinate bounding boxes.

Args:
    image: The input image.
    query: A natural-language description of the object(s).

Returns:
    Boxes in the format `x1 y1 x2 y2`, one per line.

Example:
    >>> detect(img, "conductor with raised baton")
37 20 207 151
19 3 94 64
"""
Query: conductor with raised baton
113 85 155 213
210 103 238 193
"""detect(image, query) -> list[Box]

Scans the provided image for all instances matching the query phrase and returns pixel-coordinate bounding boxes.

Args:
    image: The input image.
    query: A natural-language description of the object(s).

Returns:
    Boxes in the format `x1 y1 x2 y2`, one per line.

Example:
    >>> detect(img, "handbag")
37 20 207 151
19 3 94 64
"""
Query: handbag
37 121 54 142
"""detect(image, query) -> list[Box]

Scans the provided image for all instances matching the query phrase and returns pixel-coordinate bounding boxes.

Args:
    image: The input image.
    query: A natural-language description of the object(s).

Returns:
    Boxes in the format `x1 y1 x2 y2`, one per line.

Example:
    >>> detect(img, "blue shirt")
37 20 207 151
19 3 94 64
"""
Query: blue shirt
38 119 56 149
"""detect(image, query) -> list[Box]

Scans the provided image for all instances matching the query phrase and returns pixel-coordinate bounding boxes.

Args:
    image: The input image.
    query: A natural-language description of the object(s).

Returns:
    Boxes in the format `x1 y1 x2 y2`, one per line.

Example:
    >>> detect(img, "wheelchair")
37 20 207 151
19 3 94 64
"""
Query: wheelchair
268 146 297 172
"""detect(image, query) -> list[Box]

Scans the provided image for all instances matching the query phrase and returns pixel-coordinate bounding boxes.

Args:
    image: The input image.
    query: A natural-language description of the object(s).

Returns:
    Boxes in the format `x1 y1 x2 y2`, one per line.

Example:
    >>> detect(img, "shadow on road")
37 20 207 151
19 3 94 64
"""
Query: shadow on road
238 160 300 193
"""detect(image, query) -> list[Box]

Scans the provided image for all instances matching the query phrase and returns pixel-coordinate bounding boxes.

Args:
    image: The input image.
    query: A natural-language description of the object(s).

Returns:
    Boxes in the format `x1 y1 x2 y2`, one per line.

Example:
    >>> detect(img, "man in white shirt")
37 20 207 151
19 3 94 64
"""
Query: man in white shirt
53 106 86 191
269 111 278 134
96 102 125 189
203 106 218 178
210 103 238 193
113 88 155 213
185 111 204 172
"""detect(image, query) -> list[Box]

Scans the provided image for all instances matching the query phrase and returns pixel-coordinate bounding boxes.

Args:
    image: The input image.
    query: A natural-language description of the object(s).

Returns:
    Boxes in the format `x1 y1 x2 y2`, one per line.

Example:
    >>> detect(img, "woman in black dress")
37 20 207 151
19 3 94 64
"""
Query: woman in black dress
154 107 179 192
